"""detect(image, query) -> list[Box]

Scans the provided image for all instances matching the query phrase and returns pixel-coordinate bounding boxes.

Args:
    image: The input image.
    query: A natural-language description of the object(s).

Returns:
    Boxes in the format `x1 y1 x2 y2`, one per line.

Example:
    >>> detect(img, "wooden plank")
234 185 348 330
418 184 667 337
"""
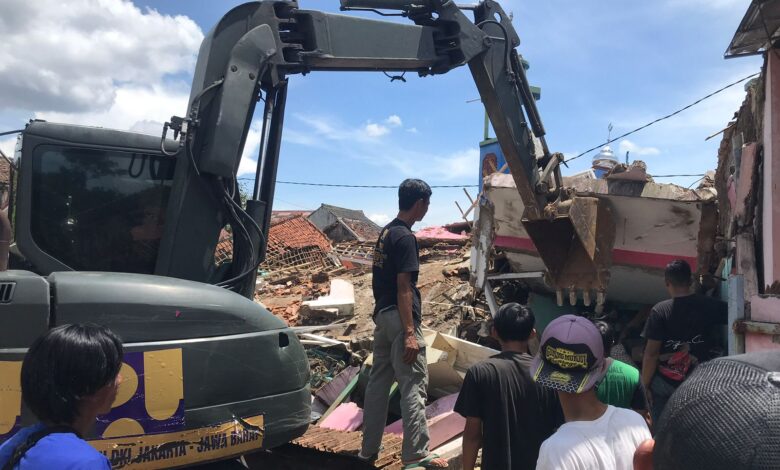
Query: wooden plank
317 373 361 424
728 275 745 355
462 188 475 205
487 271 545 281
736 232 759 298
455 200 465 217
734 320 780 335
319 402 364 431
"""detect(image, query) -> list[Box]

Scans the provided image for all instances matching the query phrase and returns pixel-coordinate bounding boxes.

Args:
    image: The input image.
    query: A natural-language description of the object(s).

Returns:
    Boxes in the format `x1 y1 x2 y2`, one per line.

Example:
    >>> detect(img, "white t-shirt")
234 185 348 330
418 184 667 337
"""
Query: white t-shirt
536 405 651 470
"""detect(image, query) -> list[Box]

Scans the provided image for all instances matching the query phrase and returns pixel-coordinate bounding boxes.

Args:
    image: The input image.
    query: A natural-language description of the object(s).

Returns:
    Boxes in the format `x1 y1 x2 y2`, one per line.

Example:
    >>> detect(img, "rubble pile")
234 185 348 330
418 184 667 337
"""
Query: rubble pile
250 214 488 467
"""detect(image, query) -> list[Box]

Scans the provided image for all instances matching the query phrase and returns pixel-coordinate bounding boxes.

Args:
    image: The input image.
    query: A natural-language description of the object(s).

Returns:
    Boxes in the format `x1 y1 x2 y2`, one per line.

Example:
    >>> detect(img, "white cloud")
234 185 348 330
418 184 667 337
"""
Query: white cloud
385 115 403 127
0 0 202 114
0 137 16 158
283 114 476 181
238 122 262 176
369 213 391 225
407 127 419 134
129 120 165 137
618 139 660 157
364 123 390 138
430 148 480 180
36 82 191 131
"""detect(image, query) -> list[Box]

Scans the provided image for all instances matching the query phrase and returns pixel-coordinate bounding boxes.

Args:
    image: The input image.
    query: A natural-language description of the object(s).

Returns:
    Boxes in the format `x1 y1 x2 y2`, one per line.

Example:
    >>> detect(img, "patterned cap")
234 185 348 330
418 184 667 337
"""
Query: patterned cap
654 352 780 469
530 314 607 393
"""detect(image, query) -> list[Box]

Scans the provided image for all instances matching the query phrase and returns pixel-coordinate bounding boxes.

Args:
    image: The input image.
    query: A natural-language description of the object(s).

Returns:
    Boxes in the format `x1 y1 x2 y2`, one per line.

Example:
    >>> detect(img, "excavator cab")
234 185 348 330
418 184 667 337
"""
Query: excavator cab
13 123 176 275
1 123 311 463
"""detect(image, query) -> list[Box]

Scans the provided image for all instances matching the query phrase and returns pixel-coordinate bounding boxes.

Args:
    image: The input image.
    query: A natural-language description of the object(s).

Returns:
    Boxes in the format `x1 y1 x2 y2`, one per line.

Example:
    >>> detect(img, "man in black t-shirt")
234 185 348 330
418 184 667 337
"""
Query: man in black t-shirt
641 259 728 427
360 179 448 469
454 303 563 470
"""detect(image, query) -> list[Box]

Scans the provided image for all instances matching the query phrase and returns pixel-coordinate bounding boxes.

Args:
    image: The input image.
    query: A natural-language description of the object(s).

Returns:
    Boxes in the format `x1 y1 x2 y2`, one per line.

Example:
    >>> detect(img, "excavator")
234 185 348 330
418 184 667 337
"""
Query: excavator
0 0 613 467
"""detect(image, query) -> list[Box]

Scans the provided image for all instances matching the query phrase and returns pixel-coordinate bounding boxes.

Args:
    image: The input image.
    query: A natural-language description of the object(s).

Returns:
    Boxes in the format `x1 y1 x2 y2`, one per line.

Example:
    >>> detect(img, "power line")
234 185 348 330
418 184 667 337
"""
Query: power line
566 72 760 163
237 178 478 188
650 173 705 178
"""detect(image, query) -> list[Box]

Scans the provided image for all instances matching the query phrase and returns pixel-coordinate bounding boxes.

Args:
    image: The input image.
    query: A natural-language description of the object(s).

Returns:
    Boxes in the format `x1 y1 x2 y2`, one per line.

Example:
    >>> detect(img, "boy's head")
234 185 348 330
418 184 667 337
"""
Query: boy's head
531 314 607 394
398 179 432 221
21 323 123 425
492 302 536 343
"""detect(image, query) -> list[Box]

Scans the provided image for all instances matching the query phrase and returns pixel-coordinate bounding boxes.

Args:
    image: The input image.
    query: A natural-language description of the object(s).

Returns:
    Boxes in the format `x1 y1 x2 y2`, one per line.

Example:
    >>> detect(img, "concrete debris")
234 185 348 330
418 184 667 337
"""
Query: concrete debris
301 279 356 318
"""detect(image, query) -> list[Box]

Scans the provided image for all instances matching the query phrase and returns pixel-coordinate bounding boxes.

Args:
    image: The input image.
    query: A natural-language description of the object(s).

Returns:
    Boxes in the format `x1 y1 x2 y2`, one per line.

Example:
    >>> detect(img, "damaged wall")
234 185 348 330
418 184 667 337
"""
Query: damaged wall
714 53 780 353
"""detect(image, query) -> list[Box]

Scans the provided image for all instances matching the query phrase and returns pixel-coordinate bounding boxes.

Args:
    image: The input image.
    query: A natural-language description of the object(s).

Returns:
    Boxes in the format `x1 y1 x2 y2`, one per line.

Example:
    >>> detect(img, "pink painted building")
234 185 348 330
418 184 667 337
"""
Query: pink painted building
718 2 780 352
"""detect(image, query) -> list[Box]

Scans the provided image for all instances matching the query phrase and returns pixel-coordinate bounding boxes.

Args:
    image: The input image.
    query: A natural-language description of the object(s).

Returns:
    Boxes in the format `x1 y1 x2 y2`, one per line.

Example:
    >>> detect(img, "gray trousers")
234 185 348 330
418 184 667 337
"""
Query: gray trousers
360 307 430 462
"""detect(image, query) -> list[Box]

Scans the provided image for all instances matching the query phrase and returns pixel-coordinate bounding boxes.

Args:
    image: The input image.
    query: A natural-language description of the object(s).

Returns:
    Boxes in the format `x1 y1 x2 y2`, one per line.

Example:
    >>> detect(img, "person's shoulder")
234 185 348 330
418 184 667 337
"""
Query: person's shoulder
609 405 648 428
385 223 414 242
610 359 640 378
651 298 673 314
35 433 110 469
692 293 726 307
466 356 500 376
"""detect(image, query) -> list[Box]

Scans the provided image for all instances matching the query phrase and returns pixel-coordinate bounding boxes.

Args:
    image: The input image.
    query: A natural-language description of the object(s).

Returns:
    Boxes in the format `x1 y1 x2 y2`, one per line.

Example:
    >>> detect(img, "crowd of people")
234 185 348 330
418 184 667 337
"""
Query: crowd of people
0 178 778 469
456 258 777 470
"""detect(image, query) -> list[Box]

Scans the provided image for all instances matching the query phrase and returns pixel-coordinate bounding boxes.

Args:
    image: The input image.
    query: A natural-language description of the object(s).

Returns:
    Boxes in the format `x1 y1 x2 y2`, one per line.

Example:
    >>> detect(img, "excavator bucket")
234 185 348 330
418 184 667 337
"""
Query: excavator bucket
523 197 616 311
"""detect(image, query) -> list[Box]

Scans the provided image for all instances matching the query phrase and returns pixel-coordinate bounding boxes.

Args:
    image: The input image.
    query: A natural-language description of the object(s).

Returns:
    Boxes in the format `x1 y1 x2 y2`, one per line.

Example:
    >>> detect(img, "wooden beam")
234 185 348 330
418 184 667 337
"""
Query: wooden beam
728 275 745 355
454 200 466 218
487 271 545 281
317 373 360 425
462 188 474 205
733 319 780 336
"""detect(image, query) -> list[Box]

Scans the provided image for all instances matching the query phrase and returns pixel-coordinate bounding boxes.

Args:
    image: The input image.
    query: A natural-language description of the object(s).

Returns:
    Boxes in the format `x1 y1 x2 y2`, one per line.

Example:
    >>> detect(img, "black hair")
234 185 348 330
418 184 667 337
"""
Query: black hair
398 179 432 211
593 320 614 356
493 302 535 342
21 324 123 425
665 259 692 288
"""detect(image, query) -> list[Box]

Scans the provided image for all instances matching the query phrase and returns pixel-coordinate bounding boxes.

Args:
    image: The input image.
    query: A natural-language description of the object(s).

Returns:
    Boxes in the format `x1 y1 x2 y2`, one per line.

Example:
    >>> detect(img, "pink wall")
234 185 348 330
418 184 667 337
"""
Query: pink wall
748 57 780 352
763 52 780 290
746 295 780 352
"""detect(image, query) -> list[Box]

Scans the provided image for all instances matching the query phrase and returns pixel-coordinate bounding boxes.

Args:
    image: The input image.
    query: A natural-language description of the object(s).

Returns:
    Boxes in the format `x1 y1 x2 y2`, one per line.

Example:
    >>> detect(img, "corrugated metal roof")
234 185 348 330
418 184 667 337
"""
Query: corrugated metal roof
726 0 780 58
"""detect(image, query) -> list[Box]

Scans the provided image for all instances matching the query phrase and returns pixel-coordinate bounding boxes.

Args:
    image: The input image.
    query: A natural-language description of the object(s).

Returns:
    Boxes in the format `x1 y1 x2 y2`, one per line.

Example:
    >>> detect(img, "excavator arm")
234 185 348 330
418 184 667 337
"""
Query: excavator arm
169 0 614 306
13 0 613 307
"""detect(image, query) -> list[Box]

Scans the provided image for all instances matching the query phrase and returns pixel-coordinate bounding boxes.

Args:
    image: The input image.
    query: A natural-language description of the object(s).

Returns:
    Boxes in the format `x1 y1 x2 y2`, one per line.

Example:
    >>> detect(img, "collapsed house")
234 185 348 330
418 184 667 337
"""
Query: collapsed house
263 214 340 279
308 203 381 243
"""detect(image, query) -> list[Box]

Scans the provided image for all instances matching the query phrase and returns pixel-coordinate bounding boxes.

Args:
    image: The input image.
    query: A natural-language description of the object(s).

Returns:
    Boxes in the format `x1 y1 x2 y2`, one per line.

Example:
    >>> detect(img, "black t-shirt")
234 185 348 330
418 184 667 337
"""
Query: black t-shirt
372 218 421 323
644 294 728 380
454 351 564 470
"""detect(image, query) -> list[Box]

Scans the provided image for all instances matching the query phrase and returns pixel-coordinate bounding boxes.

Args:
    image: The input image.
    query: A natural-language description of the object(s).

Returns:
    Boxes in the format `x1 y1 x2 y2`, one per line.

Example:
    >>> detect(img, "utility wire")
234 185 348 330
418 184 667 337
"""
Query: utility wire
236 174 706 189
237 178 478 188
650 173 705 178
566 72 760 164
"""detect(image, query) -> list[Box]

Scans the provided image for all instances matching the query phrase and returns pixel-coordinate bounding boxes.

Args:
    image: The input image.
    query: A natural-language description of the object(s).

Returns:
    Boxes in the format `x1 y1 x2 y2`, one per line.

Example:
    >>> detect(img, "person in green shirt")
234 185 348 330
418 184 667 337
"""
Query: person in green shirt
593 321 650 424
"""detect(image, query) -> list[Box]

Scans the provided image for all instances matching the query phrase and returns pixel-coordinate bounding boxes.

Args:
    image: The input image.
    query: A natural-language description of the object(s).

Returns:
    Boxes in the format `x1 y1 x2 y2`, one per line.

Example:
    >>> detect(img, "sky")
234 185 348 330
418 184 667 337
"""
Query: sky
0 0 763 227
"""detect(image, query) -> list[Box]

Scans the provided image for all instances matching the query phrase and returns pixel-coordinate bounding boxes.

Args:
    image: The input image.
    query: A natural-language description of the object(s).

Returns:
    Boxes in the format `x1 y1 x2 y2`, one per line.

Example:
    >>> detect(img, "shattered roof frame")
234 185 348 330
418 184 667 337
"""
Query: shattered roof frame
726 0 780 58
